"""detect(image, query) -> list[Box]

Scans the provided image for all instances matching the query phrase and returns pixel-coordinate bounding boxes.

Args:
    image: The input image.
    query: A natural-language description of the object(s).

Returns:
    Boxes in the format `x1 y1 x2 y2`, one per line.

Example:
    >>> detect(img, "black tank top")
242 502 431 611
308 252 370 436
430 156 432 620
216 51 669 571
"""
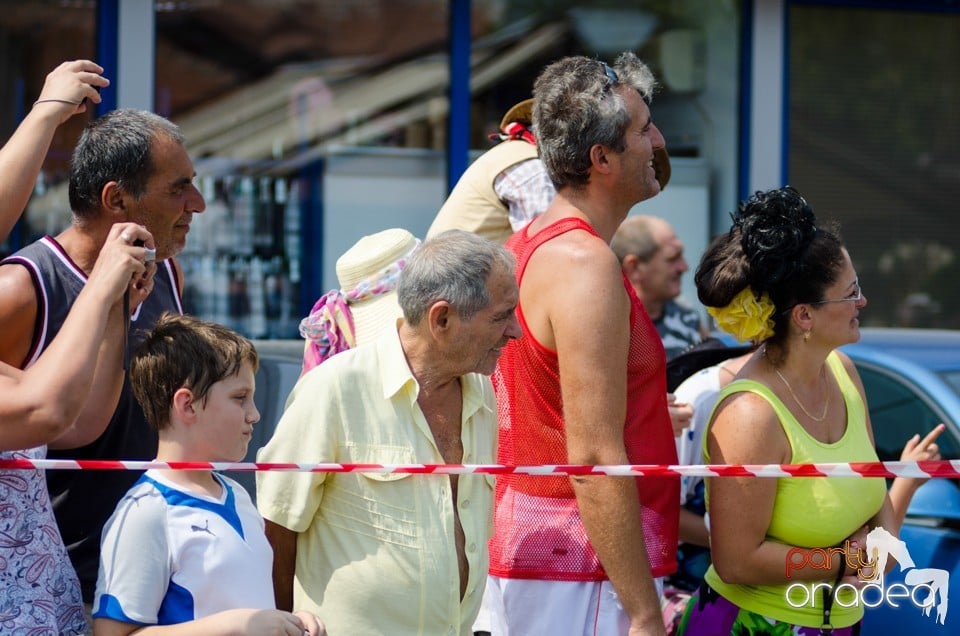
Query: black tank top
2 235 184 601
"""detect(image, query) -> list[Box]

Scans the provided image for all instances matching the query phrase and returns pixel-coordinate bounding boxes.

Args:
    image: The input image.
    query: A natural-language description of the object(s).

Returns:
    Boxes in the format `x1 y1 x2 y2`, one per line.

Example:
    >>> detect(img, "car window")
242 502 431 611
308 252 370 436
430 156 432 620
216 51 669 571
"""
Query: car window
938 370 960 398
857 365 960 461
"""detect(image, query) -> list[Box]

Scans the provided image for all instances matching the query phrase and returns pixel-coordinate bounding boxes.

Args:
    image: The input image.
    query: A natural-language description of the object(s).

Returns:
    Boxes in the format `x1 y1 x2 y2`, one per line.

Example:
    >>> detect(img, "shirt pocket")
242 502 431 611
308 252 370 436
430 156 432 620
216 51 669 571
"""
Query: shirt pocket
322 444 420 550
483 473 496 535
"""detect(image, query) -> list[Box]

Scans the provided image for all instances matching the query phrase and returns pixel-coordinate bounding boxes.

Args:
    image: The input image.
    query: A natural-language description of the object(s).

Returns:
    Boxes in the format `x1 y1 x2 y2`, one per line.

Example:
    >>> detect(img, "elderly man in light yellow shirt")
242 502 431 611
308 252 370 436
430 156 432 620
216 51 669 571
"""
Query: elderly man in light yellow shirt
257 230 521 636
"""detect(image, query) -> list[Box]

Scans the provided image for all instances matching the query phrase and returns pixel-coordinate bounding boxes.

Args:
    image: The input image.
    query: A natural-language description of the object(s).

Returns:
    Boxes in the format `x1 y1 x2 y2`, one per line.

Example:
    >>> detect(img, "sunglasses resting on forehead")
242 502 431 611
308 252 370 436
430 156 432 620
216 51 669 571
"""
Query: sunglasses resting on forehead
598 61 652 105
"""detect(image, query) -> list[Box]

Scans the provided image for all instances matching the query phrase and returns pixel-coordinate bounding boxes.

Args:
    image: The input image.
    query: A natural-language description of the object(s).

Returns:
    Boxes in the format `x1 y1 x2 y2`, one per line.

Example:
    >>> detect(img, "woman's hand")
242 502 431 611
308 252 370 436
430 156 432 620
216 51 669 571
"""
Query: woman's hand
840 524 872 587
887 424 945 530
901 424 944 469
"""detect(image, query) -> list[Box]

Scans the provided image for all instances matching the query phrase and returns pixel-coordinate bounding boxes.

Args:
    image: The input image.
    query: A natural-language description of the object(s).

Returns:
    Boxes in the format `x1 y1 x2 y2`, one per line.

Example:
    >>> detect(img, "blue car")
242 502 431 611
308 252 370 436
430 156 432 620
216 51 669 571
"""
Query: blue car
844 329 960 633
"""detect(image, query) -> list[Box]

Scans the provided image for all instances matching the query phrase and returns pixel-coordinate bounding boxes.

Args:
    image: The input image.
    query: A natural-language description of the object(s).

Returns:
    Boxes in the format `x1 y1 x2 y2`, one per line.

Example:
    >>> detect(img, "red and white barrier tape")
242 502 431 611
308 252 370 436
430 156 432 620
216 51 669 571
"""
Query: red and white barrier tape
1 458 959 478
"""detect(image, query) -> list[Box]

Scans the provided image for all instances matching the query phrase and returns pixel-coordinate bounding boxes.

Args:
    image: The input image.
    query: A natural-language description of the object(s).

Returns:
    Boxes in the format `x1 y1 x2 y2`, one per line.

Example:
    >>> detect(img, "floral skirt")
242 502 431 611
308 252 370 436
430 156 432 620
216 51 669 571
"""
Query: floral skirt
676 583 861 636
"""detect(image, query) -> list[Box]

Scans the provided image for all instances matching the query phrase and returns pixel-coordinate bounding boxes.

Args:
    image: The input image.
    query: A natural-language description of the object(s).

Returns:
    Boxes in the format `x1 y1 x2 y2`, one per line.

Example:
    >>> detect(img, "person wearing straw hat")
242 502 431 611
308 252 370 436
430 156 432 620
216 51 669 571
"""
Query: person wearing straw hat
299 228 420 375
426 98 554 244
258 230 521 636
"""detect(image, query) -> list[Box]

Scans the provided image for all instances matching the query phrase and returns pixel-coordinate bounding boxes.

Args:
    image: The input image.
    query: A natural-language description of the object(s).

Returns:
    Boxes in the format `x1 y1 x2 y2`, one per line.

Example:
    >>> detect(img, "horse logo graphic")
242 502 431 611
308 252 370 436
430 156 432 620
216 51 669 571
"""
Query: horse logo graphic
866 526 949 625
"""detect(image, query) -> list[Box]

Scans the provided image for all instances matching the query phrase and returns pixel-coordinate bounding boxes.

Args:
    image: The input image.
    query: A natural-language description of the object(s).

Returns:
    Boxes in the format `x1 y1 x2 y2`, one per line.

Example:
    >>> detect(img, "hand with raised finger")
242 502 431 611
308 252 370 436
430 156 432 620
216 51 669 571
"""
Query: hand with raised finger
901 423 945 470
85 223 153 307
889 423 947 528
897 422 945 489
33 59 110 122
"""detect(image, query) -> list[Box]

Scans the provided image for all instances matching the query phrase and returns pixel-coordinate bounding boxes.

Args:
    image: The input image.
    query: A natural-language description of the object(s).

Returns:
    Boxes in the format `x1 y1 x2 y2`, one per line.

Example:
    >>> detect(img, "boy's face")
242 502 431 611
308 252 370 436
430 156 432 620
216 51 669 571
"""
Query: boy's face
193 361 259 462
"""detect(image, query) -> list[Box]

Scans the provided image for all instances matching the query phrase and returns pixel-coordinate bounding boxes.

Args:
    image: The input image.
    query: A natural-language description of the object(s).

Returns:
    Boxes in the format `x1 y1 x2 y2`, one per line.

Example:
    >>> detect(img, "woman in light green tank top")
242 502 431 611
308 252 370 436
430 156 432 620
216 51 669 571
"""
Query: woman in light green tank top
677 187 938 635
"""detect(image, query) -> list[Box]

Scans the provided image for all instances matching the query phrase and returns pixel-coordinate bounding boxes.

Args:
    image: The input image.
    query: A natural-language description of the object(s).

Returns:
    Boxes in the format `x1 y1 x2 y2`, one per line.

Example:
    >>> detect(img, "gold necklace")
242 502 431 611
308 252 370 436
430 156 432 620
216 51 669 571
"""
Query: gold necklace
774 366 830 422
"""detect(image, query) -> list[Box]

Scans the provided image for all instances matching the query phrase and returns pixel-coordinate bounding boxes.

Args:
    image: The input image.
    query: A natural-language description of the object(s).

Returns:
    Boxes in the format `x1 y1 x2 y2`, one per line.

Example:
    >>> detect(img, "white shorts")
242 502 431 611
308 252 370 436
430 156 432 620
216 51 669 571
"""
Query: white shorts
480 575 664 636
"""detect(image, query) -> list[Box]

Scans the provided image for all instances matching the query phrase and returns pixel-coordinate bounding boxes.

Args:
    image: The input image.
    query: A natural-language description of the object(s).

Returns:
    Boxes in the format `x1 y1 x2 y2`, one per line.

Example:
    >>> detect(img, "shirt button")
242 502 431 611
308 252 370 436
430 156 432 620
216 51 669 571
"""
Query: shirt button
448 627 456 635
461 499 470 509
469 542 477 552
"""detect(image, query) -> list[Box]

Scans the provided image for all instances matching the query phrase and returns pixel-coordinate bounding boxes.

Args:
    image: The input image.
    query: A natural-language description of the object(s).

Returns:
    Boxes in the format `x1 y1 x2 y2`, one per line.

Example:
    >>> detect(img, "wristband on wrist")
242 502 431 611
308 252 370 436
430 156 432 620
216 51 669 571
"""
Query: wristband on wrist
33 98 81 107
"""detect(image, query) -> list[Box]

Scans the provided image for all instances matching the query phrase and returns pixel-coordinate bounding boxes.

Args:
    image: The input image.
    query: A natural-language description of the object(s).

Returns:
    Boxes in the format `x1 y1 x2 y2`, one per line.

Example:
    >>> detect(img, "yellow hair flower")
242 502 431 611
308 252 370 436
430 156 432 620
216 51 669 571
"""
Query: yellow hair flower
707 287 776 343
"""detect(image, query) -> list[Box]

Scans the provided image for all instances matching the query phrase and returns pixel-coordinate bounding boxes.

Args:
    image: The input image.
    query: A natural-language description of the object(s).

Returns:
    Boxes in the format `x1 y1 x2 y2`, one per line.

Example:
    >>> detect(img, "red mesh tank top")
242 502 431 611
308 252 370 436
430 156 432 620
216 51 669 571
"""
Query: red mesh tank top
489 217 679 580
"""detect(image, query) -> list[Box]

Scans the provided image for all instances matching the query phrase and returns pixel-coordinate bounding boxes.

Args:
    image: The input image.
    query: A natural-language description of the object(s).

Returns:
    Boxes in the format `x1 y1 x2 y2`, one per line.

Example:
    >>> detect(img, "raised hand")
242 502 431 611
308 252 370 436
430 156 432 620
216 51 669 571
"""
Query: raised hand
32 59 110 122
888 423 947 529
900 423 944 469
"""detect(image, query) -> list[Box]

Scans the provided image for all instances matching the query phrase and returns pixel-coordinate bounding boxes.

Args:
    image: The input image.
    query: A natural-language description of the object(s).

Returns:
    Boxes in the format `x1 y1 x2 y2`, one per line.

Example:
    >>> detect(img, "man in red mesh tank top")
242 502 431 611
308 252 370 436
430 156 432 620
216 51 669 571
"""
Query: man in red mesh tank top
485 52 679 636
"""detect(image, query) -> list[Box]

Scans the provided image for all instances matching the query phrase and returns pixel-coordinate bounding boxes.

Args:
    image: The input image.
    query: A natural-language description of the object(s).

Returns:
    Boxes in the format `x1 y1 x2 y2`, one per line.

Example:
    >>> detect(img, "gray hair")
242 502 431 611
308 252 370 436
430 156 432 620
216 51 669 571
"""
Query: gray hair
533 51 657 190
68 109 185 218
611 215 661 263
398 230 516 326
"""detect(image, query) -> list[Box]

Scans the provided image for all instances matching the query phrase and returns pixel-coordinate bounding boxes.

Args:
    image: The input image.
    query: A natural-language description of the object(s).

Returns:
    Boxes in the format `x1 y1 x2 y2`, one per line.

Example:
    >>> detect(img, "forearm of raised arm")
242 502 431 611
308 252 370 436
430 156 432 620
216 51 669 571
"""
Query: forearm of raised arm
48 297 126 449
0 109 61 240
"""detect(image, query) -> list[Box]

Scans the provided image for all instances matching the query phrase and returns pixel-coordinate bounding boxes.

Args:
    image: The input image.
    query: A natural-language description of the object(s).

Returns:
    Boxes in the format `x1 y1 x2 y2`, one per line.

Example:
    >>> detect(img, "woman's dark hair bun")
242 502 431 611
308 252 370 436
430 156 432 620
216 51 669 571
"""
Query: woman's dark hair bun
733 186 817 287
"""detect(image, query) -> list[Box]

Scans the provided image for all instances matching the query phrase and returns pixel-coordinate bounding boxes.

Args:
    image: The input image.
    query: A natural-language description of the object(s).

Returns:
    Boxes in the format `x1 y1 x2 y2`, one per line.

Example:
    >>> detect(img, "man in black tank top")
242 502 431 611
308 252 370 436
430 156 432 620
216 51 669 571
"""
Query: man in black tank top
0 109 205 603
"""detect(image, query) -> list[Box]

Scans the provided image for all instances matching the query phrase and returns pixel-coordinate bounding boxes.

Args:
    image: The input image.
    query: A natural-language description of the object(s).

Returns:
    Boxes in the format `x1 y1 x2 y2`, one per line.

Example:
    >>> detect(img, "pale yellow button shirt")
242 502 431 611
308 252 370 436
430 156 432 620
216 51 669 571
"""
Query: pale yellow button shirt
257 327 497 636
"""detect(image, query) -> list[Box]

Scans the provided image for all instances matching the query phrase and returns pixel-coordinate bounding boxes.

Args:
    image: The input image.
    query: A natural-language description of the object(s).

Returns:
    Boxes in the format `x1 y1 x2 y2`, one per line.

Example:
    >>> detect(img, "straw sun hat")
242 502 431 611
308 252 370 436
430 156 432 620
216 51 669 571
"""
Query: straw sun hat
300 228 419 373
500 98 534 130
336 228 418 346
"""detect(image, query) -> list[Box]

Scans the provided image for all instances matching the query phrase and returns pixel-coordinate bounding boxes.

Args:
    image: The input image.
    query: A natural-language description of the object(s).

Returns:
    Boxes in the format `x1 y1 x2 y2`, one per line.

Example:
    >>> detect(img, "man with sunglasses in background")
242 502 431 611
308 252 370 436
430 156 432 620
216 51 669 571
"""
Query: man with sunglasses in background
486 52 678 635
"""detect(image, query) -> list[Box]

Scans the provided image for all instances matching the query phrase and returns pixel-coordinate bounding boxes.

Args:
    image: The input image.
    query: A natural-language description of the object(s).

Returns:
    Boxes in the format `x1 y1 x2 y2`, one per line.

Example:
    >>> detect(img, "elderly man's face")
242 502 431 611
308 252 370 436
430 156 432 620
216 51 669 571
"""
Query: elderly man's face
449 265 521 376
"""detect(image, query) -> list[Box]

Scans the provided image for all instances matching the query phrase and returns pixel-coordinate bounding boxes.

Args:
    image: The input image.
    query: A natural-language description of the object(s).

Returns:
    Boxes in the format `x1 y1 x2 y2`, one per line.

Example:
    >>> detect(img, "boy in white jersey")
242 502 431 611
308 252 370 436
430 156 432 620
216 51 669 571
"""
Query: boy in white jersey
92 313 324 636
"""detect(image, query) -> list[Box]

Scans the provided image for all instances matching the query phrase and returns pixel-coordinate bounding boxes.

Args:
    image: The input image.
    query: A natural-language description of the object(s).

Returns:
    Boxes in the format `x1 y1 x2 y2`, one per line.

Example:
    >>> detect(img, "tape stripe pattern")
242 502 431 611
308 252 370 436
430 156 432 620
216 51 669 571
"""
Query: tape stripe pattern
0 458 957 477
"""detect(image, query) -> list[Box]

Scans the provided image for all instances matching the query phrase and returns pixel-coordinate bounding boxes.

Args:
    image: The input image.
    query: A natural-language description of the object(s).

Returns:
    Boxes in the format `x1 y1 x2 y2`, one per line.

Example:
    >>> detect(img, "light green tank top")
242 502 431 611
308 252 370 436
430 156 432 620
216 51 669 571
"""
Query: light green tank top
702 352 887 628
